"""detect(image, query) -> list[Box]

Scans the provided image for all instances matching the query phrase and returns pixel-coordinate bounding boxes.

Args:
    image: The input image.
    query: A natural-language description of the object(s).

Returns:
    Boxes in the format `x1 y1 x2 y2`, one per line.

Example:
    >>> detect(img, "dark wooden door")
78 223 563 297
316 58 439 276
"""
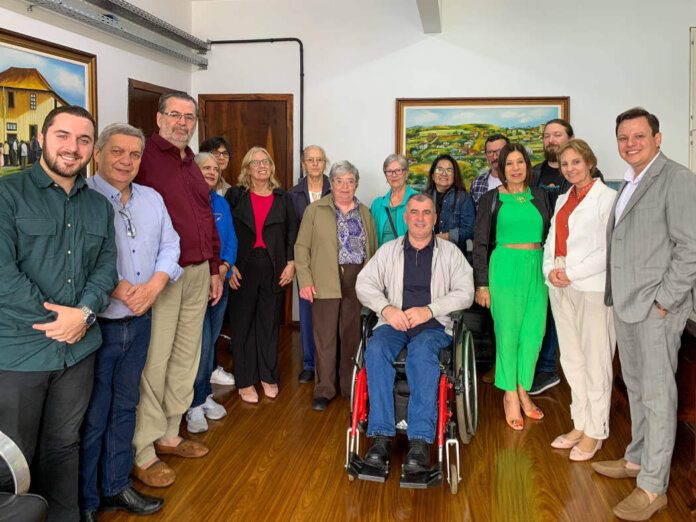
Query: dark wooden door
198 94 293 190
128 79 173 138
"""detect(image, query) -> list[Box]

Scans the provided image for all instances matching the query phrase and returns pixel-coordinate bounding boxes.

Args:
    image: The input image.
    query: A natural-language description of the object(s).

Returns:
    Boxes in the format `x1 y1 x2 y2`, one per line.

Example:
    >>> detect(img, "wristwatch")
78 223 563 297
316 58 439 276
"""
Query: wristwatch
80 306 97 327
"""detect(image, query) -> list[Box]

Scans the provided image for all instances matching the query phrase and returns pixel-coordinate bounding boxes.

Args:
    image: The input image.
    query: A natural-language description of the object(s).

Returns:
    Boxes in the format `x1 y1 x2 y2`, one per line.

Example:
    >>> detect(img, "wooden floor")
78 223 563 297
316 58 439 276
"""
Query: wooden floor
103 326 695 522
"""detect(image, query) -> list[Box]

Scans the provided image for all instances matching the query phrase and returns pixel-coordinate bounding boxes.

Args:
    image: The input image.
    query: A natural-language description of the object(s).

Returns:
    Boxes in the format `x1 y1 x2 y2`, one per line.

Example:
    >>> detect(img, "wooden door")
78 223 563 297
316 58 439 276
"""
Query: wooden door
128 79 173 138
198 94 293 190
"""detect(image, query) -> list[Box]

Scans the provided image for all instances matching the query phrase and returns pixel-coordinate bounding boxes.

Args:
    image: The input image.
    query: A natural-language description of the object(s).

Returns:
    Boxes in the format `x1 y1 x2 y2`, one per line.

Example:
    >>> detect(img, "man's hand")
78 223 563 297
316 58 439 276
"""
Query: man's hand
299 285 317 303
228 265 242 290
32 302 88 344
382 305 410 331
404 306 432 328
219 263 229 281
209 274 223 306
475 288 491 308
122 272 169 316
548 268 571 288
279 262 295 287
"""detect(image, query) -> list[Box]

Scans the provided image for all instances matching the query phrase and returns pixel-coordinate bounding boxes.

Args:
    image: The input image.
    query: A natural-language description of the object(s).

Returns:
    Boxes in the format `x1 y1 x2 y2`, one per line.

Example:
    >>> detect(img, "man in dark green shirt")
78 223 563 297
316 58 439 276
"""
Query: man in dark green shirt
0 106 118 521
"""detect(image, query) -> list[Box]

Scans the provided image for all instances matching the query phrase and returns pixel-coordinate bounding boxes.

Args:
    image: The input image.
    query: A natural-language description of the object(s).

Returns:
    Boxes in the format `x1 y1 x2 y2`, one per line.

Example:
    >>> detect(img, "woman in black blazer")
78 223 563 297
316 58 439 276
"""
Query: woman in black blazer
225 147 297 403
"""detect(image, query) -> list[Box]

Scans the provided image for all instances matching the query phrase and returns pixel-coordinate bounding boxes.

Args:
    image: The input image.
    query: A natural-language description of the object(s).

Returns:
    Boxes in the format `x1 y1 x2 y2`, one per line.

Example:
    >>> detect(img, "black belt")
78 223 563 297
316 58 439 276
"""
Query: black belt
98 316 137 323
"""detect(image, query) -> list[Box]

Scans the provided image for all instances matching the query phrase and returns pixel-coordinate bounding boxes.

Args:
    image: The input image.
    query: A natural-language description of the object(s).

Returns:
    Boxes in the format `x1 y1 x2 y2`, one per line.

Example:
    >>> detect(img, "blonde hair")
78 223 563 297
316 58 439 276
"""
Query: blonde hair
557 139 597 176
237 146 280 191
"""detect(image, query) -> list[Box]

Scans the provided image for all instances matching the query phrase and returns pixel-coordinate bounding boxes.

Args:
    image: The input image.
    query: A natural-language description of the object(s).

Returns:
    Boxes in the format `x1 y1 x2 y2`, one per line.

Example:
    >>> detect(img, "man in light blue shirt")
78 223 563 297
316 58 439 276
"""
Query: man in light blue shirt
79 123 182 520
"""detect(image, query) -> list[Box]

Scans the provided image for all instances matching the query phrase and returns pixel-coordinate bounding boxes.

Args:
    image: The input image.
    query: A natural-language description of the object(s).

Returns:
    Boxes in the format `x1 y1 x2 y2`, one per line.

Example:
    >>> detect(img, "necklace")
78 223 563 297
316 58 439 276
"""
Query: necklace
510 189 528 204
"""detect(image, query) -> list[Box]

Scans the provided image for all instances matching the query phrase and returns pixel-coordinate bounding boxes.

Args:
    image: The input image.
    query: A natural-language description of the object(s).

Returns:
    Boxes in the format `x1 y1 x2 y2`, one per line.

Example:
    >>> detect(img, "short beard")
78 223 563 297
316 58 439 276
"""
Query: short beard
42 150 89 178
544 148 557 163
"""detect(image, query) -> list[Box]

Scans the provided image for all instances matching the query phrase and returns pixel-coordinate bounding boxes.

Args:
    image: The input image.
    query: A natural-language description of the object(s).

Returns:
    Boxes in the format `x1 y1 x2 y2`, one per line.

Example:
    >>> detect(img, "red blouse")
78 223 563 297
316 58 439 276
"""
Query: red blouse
554 180 596 257
251 192 274 248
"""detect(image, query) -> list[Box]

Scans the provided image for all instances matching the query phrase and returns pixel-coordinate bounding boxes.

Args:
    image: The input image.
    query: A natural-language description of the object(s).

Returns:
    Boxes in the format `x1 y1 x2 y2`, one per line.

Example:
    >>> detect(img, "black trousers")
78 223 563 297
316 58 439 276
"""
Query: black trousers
228 248 284 389
0 353 95 522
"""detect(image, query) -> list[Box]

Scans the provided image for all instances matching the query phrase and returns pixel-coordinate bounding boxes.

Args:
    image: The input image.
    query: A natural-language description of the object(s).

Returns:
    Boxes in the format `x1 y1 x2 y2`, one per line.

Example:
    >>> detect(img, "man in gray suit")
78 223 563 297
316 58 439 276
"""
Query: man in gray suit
592 107 696 521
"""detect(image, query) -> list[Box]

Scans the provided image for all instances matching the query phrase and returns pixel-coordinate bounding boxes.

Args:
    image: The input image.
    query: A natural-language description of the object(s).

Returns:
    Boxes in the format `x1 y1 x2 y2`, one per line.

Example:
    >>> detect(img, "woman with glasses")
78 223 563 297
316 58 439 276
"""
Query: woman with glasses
473 143 552 431
295 161 378 411
225 147 297 403
187 153 238 432
200 136 232 195
370 154 418 246
288 145 332 384
426 154 475 255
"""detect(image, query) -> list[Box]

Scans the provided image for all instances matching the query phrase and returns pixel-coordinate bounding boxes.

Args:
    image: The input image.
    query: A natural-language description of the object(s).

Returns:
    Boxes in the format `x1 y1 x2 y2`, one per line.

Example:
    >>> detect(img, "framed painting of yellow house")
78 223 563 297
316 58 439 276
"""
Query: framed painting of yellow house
0 28 96 175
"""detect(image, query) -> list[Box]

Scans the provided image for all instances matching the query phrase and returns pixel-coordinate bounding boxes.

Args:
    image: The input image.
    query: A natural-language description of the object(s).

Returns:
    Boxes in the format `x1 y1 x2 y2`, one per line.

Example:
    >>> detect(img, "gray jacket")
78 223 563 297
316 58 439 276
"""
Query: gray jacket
355 235 474 335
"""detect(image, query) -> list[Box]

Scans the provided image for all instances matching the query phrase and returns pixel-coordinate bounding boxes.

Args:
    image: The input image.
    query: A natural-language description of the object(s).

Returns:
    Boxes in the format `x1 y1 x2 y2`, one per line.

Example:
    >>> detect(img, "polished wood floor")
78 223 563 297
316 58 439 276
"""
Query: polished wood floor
103 326 695 522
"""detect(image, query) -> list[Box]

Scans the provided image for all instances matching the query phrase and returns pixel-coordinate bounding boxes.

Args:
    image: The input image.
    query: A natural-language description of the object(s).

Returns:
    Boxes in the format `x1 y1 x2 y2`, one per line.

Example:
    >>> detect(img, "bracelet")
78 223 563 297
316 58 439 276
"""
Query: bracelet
476 286 488 291
221 261 231 270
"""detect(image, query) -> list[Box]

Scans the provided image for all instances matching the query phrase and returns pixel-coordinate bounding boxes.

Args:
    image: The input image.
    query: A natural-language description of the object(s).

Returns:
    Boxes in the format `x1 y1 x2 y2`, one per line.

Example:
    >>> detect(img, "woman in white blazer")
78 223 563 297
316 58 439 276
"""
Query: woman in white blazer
542 139 617 462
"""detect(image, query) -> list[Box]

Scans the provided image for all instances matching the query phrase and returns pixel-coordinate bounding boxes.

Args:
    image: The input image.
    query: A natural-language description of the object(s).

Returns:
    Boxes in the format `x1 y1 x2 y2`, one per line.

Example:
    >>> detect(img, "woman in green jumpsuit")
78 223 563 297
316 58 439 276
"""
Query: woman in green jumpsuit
472 143 552 430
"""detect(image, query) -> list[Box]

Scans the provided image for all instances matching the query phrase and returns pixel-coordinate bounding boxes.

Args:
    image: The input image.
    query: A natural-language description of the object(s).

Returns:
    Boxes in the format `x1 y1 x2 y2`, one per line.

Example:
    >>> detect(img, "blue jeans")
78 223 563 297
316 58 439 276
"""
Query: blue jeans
79 314 152 511
365 325 452 444
536 304 559 374
192 285 229 407
299 296 315 371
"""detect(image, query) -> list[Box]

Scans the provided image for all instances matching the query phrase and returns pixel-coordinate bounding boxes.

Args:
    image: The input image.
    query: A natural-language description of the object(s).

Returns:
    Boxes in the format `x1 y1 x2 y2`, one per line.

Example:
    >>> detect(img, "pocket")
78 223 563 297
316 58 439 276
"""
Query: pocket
16 218 57 259
83 220 108 260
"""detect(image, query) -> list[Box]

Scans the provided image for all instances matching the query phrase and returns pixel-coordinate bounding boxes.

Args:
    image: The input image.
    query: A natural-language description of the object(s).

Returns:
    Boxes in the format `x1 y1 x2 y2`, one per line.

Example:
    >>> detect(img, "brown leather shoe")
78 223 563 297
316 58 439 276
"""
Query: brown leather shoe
154 438 209 458
131 460 176 488
612 488 667 521
481 365 496 384
591 458 640 479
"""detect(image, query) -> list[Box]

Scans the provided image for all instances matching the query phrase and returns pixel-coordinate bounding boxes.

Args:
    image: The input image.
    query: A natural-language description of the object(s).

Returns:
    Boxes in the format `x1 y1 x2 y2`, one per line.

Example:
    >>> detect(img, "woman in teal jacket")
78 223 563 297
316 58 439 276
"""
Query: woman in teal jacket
370 153 418 246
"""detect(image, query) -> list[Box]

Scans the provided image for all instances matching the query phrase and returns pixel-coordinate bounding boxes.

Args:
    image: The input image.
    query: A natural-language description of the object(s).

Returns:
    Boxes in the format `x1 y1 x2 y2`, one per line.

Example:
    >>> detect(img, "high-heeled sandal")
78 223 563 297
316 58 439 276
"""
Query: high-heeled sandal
261 381 278 399
523 406 544 420
506 417 524 431
238 386 259 404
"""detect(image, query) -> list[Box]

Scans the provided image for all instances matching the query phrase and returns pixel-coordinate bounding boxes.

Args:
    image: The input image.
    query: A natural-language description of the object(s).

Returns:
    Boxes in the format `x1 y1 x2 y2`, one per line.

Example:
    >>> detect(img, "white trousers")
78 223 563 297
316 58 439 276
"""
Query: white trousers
548 257 616 439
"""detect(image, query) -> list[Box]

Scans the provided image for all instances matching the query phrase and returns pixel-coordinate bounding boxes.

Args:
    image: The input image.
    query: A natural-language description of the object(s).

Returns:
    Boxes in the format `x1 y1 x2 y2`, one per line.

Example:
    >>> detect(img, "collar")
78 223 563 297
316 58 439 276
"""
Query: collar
150 132 194 161
623 152 660 185
404 233 435 253
30 161 87 192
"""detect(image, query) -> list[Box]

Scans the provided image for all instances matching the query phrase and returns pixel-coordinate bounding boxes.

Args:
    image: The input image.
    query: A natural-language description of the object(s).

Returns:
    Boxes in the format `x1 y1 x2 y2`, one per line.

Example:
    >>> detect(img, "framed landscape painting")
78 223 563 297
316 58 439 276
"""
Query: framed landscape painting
396 97 569 189
0 28 97 176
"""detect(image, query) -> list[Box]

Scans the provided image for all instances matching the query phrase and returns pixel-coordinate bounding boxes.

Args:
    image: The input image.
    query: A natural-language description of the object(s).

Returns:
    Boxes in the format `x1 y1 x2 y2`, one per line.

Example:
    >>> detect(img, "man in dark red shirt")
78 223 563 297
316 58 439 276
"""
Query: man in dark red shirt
131 91 222 488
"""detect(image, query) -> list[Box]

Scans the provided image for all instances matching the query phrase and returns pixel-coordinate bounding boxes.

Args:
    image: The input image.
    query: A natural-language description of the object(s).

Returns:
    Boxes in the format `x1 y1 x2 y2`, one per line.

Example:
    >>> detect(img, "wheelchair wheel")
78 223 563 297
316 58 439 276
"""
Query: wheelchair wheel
455 330 477 444
449 463 458 494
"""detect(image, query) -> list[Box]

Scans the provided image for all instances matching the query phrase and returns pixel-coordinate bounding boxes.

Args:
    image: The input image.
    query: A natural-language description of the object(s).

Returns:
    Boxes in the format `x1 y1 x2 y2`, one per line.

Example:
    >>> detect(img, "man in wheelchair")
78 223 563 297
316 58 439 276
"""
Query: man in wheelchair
355 193 474 476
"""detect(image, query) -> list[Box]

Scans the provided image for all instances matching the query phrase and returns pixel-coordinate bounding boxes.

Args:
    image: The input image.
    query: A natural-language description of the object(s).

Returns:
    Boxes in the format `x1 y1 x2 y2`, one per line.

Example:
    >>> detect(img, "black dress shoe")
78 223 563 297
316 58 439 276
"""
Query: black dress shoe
298 369 315 383
81 511 98 522
312 397 329 411
101 486 164 515
403 439 430 473
365 435 392 470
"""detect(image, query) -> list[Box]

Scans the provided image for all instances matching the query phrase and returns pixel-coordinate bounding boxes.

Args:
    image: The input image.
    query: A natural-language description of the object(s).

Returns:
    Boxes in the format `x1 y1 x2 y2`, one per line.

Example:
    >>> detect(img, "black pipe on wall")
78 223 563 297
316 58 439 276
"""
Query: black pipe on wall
209 38 305 177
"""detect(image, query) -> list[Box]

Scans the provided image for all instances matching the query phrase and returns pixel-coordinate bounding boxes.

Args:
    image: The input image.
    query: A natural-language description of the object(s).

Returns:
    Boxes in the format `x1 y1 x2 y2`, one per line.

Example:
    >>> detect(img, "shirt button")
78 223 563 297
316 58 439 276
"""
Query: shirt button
67 278 72 283
67 223 72 228
137 272 140 276
67 250 72 255
132 249 135 253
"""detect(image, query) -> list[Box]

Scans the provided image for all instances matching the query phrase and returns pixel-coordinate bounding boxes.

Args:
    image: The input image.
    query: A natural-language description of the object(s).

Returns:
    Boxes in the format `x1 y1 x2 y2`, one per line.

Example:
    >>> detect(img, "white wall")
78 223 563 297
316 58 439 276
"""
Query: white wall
192 0 696 203
1 0 194 132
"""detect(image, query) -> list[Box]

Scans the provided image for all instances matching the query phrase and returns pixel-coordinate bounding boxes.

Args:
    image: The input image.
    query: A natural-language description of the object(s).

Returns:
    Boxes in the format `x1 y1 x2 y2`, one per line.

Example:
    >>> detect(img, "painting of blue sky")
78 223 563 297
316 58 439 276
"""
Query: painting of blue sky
0 43 87 107
404 105 561 129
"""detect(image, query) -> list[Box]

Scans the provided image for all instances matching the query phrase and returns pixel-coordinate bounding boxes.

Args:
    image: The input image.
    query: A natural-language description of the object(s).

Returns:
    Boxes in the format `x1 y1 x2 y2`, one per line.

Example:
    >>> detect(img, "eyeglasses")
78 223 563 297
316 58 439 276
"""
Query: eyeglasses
385 168 406 177
249 159 271 168
485 149 503 157
211 150 230 159
304 157 325 164
435 167 454 175
333 178 356 188
118 208 136 238
161 111 196 123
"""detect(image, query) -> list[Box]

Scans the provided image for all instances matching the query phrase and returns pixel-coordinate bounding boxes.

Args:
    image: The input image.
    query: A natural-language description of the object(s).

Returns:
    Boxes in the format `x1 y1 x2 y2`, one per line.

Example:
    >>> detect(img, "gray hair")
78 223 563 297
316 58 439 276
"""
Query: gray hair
301 144 328 163
194 152 217 168
158 91 199 117
329 160 360 186
382 153 408 172
96 123 145 152
406 192 433 208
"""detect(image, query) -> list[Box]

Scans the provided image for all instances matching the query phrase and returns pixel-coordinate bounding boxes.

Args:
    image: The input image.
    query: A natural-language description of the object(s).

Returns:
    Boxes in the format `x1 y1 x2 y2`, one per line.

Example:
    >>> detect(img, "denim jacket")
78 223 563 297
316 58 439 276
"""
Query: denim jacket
430 187 475 253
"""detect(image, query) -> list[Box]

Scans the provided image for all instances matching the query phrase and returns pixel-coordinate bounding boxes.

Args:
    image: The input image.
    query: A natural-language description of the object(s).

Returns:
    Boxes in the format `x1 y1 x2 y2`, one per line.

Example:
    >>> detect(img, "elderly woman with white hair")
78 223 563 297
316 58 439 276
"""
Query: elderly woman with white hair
371 153 418 246
295 160 378 411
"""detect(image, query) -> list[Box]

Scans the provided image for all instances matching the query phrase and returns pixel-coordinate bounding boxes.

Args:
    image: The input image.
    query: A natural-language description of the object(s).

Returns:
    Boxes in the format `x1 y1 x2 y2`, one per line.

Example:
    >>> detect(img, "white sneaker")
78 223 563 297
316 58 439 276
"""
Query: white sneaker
203 394 227 420
210 366 235 386
186 405 208 434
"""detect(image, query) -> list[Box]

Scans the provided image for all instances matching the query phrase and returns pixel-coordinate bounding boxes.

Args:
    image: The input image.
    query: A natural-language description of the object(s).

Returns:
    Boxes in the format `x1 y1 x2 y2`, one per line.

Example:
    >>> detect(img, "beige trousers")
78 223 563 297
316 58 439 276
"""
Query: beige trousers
133 262 210 465
548 257 616 439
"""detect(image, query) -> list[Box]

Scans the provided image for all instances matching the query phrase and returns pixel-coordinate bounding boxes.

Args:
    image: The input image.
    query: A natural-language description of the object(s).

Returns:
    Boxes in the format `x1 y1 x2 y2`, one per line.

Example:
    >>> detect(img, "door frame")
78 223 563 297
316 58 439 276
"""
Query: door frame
198 93 294 190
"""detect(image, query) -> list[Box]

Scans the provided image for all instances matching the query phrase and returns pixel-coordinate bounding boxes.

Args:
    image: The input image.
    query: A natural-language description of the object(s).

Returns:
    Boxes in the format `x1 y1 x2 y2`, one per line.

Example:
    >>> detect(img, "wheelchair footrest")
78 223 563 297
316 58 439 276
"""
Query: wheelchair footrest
399 466 443 489
347 453 389 483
